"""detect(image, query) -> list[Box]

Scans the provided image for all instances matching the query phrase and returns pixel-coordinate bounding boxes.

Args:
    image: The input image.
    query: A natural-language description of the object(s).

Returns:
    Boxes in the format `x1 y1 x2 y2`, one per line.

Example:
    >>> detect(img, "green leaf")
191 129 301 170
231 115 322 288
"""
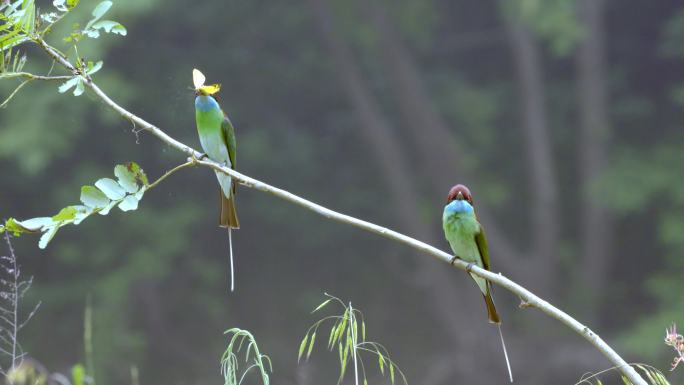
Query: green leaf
58 76 79 93
73 78 85 96
80 185 110 208
390 362 395 384
125 162 149 186
134 187 145 200
17 217 54 231
0 32 28 50
1 218 29 235
98 199 117 215
95 178 125 200
71 364 85 385
72 205 92 225
67 0 80 9
312 299 331 313
39 224 60 249
338 342 345 379
40 12 59 22
52 206 77 221
298 333 308 361
17 0 35 34
114 164 139 193
90 20 126 35
378 354 385 375
85 60 103 75
328 322 337 349
306 331 316 360
83 29 99 38
90 1 111 20
53 0 67 11
118 195 138 211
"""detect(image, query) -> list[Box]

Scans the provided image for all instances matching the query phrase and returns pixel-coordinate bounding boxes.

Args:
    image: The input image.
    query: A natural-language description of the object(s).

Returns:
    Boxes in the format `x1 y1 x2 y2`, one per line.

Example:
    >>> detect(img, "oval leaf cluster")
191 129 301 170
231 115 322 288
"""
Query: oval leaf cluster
0 162 149 249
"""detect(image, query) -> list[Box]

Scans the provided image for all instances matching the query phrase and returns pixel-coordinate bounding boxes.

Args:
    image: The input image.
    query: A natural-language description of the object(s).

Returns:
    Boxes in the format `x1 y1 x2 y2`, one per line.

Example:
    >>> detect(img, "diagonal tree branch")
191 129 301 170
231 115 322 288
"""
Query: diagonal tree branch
24 35 646 385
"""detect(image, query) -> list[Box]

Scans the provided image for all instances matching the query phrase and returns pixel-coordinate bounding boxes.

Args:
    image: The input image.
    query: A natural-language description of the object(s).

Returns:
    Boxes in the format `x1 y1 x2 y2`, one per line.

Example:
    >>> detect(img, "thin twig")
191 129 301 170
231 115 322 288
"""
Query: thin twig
145 161 196 190
0 79 30 108
27 36 648 385
0 72 72 81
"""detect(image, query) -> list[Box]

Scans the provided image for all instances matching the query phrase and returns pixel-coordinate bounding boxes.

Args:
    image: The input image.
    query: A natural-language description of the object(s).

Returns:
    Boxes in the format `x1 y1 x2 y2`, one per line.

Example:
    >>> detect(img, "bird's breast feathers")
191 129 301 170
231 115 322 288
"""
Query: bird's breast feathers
443 201 481 263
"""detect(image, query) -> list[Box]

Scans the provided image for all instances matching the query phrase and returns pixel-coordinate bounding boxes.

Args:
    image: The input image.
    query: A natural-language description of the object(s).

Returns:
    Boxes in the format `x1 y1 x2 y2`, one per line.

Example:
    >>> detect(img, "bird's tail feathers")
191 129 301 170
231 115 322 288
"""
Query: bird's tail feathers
483 286 501 324
220 191 240 229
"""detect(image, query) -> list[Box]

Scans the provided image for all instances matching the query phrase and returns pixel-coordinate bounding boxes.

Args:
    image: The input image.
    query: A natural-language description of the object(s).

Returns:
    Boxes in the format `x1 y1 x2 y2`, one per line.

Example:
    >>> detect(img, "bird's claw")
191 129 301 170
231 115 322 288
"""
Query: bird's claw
191 152 208 162
449 256 458 265
465 262 475 273
519 297 533 309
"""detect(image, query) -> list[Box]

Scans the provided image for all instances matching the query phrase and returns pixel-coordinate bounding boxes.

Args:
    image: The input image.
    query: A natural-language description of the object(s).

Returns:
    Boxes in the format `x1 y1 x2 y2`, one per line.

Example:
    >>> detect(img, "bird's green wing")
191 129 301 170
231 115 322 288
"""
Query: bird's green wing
221 115 237 170
474 223 490 271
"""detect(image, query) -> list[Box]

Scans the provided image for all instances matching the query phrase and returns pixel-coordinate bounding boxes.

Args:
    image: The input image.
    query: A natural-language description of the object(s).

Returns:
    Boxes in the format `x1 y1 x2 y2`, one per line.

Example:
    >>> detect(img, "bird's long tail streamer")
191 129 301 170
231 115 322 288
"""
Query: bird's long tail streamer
498 324 513 382
228 228 235 292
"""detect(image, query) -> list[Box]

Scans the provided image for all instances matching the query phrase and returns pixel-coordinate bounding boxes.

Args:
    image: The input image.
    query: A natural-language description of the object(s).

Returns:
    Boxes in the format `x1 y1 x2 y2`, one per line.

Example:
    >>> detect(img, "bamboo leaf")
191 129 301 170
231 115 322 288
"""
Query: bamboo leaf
312 299 331 313
306 332 316 360
298 333 308 362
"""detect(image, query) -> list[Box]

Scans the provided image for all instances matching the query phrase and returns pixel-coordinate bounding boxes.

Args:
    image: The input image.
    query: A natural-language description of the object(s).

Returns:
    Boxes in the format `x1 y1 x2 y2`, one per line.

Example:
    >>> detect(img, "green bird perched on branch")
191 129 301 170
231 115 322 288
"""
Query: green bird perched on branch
442 184 513 382
193 68 240 291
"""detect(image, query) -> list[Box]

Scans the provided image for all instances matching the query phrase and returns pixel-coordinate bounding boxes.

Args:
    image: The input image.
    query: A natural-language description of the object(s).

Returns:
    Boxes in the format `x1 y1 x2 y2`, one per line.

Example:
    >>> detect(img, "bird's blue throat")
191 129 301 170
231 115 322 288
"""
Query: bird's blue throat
444 199 474 215
195 95 220 112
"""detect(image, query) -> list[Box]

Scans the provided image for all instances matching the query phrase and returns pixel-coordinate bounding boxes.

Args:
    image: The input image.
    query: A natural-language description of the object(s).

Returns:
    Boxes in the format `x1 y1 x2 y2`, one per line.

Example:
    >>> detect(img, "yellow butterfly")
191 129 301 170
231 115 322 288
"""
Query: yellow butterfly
192 68 221 96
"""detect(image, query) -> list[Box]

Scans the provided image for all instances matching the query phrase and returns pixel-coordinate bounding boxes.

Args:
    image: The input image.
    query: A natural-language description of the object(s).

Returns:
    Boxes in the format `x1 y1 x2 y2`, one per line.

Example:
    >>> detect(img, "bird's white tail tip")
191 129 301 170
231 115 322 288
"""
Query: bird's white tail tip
229 228 235 292
498 324 513 382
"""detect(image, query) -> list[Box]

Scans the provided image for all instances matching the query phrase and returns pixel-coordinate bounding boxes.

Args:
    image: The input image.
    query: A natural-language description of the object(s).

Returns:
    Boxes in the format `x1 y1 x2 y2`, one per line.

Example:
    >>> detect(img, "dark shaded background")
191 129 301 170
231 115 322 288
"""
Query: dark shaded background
2 0 684 384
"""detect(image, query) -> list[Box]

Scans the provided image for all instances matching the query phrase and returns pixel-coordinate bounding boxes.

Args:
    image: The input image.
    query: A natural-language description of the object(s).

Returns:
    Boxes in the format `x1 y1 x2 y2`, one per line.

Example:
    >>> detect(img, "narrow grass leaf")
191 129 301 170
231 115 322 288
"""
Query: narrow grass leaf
312 299 331 313
298 333 308 361
307 332 316 360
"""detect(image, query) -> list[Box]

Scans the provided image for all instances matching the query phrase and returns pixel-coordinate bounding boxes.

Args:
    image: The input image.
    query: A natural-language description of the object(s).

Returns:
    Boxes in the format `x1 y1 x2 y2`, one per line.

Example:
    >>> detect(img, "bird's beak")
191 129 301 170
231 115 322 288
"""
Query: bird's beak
456 191 464 200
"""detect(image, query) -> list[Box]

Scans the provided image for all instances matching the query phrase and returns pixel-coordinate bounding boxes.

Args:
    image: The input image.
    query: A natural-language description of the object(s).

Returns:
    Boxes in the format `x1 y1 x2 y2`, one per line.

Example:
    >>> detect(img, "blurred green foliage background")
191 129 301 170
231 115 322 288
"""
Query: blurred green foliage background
2 0 684 384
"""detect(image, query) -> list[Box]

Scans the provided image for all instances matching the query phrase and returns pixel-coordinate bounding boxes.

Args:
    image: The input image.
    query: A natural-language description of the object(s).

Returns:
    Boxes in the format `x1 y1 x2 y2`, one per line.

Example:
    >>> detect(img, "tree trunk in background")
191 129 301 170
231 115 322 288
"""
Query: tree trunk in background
309 1 499 382
363 3 524 275
576 0 612 322
309 0 433 245
504 17 559 293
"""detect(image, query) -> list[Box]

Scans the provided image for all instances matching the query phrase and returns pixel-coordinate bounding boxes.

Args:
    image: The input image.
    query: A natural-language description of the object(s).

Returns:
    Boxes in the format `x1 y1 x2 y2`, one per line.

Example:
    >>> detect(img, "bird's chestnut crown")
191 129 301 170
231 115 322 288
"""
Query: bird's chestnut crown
446 184 474 204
